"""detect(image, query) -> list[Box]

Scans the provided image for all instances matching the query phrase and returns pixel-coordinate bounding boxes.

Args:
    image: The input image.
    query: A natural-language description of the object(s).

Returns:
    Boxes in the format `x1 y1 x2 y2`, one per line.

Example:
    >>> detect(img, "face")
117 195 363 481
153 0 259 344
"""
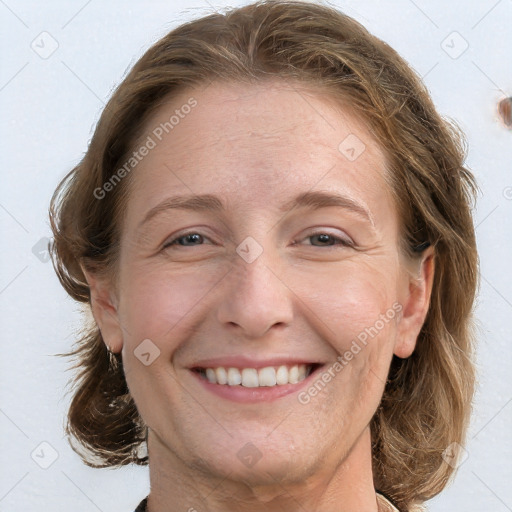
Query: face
89 80 433 487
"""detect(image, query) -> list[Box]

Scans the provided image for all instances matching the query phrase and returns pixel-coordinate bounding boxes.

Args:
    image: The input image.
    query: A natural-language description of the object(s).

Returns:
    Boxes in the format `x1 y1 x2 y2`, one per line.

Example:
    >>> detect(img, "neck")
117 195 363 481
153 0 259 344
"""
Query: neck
146 426 380 512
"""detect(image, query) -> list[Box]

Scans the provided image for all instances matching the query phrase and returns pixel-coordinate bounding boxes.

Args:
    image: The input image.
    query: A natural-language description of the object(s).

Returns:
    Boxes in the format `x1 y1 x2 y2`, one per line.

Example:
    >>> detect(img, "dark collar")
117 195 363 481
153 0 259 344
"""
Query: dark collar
134 496 148 512
135 493 402 511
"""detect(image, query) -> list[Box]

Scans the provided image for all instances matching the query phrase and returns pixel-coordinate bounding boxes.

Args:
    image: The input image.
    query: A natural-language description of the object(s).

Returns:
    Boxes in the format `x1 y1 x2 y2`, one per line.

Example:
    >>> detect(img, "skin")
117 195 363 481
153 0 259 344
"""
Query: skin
84 80 434 512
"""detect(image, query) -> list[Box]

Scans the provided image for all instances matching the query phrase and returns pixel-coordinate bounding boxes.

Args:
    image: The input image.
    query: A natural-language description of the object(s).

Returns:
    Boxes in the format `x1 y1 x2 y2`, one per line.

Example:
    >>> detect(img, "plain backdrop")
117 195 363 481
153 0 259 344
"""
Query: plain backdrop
1 0 511 511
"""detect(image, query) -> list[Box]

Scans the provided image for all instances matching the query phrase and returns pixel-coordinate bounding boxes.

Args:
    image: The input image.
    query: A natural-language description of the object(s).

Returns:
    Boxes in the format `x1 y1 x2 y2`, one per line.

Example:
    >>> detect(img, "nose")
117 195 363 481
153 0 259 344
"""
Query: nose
216 253 294 339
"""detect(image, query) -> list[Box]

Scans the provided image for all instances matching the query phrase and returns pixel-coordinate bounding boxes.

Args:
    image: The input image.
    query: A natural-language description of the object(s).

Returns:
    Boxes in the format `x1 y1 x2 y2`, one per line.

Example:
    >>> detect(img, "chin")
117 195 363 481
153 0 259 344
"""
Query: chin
185 434 319 487
203 453 312 487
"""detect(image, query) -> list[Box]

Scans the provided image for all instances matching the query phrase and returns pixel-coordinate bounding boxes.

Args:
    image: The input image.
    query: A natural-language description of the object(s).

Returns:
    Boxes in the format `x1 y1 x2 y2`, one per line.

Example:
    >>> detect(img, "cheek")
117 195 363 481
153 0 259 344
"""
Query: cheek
117 262 223 344
294 261 400 400
296 261 399 346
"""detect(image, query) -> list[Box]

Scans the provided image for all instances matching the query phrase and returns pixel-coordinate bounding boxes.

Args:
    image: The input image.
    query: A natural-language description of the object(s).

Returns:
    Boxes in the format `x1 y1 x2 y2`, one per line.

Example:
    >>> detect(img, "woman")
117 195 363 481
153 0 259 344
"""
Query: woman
49 1 478 511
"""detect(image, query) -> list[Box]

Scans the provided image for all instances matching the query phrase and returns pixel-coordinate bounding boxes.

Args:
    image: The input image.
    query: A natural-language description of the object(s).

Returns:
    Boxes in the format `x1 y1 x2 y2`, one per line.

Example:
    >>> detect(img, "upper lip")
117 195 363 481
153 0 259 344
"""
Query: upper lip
189 355 325 370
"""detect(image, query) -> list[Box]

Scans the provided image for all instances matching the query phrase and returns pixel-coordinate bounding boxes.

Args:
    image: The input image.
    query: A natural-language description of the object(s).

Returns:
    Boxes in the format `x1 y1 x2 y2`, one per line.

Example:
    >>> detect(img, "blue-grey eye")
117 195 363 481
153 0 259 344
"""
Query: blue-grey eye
176 233 204 246
164 233 206 248
305 232 352 247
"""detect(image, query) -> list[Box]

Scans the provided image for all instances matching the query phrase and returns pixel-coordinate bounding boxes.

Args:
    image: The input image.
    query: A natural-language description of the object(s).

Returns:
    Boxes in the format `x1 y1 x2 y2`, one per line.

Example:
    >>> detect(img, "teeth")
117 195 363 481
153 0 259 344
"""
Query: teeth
276 365 288 385
241 368 259 387
215 367 228 384
258 367 276 386
205 368 216 383
227 367 242 386
288 365 299 384
198 364 312 387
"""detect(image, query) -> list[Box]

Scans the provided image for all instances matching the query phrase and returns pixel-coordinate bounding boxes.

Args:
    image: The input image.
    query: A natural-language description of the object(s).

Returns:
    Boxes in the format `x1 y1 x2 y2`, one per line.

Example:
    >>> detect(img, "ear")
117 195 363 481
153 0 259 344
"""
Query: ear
81 265 124 353
394 246 435 359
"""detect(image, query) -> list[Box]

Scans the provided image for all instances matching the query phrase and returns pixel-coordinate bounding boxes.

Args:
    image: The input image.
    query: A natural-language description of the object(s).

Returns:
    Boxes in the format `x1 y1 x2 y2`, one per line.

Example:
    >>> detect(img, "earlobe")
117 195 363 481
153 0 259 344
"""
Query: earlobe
81 264 124 354
394 247 435 359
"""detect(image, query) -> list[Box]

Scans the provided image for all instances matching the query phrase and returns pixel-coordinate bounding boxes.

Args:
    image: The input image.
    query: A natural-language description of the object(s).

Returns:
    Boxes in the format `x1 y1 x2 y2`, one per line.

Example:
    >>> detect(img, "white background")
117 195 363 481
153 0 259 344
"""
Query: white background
1 0 511 511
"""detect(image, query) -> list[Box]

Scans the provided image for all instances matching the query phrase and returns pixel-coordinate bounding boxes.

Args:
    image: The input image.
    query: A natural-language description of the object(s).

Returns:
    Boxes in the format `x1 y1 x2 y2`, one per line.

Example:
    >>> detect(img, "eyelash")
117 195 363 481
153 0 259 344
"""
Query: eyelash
162 231 354 249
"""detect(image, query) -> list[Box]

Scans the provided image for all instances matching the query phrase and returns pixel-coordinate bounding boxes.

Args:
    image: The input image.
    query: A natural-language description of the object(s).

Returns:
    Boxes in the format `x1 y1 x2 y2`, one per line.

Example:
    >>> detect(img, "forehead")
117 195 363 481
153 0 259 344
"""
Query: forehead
125 80 393 222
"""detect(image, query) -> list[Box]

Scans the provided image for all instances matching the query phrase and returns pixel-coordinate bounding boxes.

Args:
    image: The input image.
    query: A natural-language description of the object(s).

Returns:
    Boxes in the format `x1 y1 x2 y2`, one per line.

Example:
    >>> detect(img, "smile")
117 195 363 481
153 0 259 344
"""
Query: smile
189 359 325 403
194 364 318 387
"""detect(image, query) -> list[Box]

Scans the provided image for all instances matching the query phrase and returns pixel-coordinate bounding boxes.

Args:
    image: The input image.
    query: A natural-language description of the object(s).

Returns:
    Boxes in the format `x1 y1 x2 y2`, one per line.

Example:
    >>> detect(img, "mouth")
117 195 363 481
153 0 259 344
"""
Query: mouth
192 363 322 387
189 361 325 403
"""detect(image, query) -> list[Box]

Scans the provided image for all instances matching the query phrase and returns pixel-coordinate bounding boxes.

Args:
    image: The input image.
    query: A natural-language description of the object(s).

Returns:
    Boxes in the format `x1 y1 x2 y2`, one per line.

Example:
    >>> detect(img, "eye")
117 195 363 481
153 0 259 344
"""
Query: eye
296 231 354 248
162 232 211 248
161 230 353 250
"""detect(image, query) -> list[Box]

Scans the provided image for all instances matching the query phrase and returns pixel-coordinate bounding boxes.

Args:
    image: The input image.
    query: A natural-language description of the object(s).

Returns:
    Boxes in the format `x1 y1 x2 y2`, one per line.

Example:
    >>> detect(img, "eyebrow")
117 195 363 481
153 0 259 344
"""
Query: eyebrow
138 190 374 229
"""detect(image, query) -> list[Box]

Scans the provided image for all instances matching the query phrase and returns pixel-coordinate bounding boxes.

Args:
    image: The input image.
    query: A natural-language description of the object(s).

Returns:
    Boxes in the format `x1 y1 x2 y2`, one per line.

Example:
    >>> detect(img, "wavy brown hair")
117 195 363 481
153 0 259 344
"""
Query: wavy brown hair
49 1 478 510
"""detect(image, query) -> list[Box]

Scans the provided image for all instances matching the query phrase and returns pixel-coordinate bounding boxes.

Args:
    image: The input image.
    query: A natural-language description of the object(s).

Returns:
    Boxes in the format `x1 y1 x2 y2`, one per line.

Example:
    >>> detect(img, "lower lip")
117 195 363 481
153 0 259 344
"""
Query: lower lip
190 366 324 403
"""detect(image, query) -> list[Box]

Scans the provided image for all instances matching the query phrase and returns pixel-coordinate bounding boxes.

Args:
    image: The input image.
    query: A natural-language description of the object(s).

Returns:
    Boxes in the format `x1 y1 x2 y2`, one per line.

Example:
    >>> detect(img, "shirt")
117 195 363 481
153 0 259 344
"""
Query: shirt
134 492 401 511
134 497 147 512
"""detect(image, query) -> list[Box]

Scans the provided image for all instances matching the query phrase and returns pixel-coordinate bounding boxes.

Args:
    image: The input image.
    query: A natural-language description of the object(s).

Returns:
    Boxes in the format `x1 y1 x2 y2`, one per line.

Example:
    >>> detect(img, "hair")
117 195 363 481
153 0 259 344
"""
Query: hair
49 1 479 510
